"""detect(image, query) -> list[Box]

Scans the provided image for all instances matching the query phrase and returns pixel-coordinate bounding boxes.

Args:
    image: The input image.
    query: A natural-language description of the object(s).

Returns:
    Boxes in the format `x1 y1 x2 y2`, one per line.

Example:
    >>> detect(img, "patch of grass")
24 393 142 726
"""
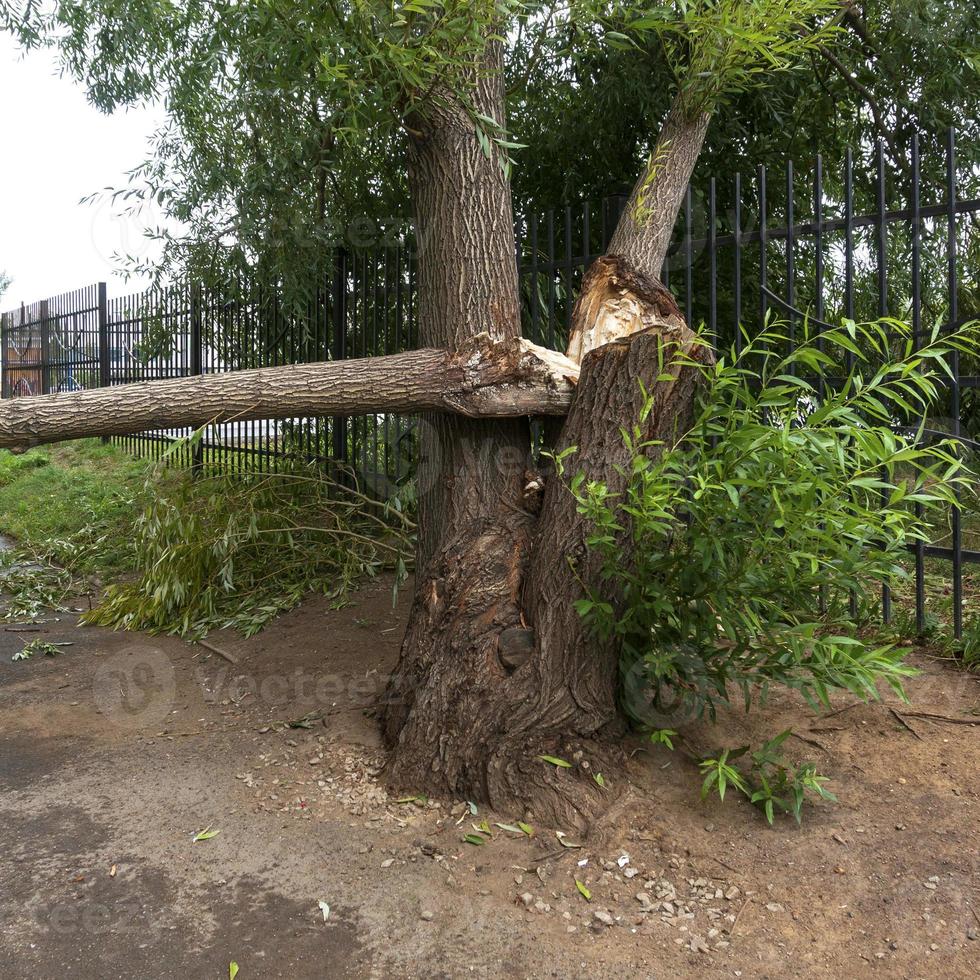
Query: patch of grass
0 441 156 618
85 453 414 639
0 440 153 577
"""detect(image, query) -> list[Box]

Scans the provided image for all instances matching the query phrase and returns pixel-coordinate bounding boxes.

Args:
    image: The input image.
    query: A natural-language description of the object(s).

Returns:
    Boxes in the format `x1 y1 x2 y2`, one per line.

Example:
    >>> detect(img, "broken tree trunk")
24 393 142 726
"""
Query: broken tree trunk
381 323 708 829
0 337 579 451
381 92 715 828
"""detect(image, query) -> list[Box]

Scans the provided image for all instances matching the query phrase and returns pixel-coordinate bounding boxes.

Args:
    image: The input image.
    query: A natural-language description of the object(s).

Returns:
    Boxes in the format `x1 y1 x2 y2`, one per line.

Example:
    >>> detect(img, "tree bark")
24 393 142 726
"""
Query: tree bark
602 98 711 296
381 85 717 827
0 338 579 452
381 323 708 829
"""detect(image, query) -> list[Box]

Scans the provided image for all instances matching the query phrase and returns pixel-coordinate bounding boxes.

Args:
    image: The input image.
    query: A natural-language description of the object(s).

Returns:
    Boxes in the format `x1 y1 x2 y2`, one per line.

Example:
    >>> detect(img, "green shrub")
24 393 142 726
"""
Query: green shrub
568 317 979 730
85 439 414 638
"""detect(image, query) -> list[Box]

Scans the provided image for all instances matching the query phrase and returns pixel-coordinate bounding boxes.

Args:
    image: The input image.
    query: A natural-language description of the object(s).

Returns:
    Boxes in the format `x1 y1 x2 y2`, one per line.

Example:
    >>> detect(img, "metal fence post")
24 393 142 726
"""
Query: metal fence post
0 311 7 399
98 282 109 443
190 282 204 470
331 249 348 466
39 299 50 395
97 282 109 388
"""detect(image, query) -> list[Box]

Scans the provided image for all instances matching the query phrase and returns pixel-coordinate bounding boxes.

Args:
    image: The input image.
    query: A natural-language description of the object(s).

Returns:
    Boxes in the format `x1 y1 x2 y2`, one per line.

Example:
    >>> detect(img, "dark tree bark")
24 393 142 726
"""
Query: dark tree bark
381 91 716 827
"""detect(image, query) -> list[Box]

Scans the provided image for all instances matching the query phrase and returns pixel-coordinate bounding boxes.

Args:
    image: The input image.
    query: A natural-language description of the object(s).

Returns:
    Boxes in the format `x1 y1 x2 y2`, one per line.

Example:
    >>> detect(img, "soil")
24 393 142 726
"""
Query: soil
1 573 978 979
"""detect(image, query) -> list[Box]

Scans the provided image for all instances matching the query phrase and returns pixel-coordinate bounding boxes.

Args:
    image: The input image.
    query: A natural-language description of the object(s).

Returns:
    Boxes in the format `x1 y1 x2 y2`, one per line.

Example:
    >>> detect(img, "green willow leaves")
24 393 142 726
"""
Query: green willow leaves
569 317 980 722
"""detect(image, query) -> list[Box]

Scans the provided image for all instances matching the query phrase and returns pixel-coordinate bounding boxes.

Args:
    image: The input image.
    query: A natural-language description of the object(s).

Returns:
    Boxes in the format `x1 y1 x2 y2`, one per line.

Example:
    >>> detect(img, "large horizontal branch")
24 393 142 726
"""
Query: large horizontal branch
0 335 580 452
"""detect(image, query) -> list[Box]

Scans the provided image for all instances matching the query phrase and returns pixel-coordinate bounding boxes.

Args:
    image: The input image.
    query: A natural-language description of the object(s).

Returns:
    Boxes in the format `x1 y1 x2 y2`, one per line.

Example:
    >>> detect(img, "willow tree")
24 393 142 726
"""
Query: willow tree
0 1 840 825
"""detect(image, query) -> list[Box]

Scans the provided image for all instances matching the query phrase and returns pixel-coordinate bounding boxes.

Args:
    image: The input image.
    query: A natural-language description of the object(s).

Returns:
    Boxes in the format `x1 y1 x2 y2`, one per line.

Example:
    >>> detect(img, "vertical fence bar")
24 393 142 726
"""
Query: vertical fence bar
844 149 855 368
876 142 891 625
332 248 348 465
910 134 925 633
190 282 204 470
39 299 50 395
785 159 795 359
708 177 717 339
946 128 963 640
684 186 693 324
0 312 7 399
734 172 742 353
98 282 109 443
758 165 768 328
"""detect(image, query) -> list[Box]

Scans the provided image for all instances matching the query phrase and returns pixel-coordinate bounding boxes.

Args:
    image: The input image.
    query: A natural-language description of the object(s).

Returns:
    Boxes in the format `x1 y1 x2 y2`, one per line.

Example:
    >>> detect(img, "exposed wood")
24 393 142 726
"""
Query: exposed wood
0 336 580 452
564 254 687 365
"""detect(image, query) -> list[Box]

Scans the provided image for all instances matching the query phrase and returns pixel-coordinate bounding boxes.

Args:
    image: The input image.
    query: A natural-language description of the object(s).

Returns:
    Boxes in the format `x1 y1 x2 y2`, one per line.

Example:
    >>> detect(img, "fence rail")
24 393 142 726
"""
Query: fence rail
3 132 979 634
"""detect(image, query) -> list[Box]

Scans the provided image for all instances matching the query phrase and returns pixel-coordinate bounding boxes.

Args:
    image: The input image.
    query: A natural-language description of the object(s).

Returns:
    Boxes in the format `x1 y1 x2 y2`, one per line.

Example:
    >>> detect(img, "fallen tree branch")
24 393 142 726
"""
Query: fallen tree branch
0 335 580 451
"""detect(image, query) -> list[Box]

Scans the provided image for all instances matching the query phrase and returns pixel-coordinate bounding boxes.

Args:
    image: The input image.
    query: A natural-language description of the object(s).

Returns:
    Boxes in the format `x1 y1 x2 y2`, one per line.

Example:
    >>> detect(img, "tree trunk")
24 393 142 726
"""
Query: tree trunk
382 93 715 827
0 337 579 451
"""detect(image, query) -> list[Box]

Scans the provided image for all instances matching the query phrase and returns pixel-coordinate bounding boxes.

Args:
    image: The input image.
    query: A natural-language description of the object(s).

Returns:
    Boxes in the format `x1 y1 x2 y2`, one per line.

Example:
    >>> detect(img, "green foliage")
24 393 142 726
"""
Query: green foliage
700 731 836 824
0 441 152 619
568 317 980 727
1 0 514 291
85 440 414 638
617 0 841 116
954 615 980 671
11 639 65 661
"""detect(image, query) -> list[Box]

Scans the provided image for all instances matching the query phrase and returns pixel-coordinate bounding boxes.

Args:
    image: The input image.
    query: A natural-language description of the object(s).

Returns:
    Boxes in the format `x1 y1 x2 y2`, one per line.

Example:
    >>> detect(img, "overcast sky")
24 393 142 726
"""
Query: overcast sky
0 34 165 308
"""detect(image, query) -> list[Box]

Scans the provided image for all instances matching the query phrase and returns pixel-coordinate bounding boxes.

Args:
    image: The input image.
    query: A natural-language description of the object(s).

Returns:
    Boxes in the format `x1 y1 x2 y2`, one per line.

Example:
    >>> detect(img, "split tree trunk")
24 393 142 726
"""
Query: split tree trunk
0 68 716 830
382 90 714 828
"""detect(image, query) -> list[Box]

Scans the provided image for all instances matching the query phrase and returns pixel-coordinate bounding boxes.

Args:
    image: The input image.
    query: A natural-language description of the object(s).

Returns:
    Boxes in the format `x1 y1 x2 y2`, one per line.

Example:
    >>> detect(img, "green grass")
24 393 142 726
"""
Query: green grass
0 440 154 579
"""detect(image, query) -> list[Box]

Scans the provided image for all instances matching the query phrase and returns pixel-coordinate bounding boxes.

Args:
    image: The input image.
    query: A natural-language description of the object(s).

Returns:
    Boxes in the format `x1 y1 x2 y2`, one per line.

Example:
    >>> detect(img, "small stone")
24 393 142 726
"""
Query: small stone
929 943 939 951
635 891 654 909
724 886 740 901
420 910 434 921
533 900 550 913
593 909 615 926
966 927 977 941
765 902 784 913
689 935 710 954
380 858 394 869
923 881 937 890
624 868 640 879
520 892 534 908
888 941 898 951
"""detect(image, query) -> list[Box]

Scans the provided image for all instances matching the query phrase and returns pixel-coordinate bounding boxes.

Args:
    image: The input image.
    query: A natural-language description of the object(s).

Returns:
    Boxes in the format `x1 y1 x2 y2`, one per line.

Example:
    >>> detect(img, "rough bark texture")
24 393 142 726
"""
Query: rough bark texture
406 40 526 575
605 99 711 289
381 322 708 829
381 67 716 826
0 338 580 451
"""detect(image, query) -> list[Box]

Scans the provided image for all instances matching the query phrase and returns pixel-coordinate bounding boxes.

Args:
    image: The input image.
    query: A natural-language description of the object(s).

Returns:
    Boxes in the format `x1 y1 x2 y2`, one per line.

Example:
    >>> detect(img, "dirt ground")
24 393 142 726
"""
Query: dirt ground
1 573 978 979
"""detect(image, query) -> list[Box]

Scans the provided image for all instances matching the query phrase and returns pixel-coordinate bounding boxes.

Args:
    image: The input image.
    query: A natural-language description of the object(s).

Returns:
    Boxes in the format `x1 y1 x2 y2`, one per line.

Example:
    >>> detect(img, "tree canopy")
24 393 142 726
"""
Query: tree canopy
7 1 970 287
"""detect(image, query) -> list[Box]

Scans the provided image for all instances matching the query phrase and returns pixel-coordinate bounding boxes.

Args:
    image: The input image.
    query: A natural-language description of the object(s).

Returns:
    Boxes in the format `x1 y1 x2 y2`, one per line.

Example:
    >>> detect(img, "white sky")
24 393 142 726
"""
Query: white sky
0 34 165 308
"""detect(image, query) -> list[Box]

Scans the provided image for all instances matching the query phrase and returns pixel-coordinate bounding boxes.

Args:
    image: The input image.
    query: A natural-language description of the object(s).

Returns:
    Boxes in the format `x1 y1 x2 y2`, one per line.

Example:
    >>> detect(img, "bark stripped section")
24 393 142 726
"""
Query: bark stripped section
0 338 580 452
383 325 709 829
565 254 687 365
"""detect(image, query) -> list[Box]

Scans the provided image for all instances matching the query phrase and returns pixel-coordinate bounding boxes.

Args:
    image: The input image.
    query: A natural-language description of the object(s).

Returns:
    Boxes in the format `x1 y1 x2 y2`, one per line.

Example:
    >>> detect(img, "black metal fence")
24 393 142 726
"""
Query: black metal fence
3 132 979 634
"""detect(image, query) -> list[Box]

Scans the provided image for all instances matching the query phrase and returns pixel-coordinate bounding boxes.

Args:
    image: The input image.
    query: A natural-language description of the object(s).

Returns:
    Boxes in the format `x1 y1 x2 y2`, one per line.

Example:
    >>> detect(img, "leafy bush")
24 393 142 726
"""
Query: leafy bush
569 317 980 730
85 439 414 638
